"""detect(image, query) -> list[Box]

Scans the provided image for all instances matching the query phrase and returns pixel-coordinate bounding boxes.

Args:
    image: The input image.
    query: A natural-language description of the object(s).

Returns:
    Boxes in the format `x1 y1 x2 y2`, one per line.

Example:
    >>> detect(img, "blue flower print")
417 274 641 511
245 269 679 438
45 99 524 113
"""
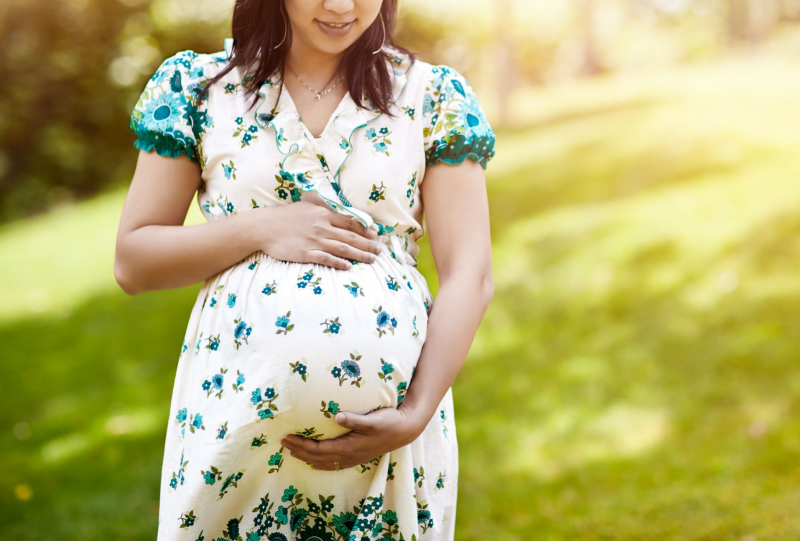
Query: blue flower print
204 332 221 351
290 359 308 382
406 171 418 207
233 316 253 349
262 279 278 296
231 369 245 393
412 314 420 338
365 125 392 157
233 121 259 148
168 450 187 492
217 421 229 440
322 316 342 335
343 281 365 298
222 160 237 180
422 93 436 115
190 413 205 433
367 181 386 205
385 275 401 292
296 269 322 293
141 90 187 133
275 311 294 335
373 305 397 337
176 408 188 423
378 359 394 381
201 465 222 486
332 351 364 387
204 366 228 399
227 293 236 308
251 385 279 423
396 380 408 404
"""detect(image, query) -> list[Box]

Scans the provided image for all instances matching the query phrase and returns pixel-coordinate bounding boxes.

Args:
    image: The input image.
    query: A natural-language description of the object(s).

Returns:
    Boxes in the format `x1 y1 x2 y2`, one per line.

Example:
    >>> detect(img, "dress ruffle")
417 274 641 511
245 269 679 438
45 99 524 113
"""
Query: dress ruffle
248 45 415 237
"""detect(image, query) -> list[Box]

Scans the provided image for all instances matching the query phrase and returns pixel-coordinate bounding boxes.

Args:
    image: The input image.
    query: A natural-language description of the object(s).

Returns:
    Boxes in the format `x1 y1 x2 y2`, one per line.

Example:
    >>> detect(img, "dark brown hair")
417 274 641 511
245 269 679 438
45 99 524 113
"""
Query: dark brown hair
198 0 415 117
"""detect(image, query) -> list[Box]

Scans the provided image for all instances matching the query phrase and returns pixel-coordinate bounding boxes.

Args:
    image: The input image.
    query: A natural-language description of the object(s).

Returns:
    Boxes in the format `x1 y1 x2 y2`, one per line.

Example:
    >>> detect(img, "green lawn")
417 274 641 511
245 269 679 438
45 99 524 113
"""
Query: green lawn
3 52 800 539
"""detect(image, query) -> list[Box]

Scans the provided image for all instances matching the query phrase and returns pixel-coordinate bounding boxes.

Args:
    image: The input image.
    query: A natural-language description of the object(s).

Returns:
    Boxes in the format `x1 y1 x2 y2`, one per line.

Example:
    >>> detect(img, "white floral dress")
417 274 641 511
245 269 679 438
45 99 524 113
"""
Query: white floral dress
129 38 496 541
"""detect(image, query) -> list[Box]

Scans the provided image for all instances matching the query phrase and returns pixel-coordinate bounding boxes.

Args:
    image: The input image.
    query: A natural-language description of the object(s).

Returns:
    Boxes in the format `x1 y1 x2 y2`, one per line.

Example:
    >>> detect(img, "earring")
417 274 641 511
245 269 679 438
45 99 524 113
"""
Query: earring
372 12 385 55
273 2 288 50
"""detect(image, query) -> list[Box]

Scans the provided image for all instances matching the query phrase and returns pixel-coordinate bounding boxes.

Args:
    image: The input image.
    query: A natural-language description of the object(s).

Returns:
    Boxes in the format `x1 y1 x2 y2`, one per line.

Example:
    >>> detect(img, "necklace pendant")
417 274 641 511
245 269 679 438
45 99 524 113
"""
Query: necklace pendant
316 93 321 101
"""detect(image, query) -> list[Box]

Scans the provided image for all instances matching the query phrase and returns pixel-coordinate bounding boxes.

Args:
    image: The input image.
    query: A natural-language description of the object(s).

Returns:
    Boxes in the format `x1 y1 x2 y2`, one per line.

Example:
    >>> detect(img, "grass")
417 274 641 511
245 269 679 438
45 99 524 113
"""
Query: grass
3 51 800 539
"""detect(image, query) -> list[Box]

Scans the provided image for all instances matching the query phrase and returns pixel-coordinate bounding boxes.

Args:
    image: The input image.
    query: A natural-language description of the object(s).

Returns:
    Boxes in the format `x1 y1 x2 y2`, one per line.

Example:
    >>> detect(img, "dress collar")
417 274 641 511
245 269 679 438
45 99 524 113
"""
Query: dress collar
237 43 415 232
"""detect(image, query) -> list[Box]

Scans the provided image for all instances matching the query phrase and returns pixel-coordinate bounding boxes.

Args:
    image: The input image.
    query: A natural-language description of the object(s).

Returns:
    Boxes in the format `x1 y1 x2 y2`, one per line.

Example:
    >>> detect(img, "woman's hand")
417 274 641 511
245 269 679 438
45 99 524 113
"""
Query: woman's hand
280 403 428 471
254 201 383 270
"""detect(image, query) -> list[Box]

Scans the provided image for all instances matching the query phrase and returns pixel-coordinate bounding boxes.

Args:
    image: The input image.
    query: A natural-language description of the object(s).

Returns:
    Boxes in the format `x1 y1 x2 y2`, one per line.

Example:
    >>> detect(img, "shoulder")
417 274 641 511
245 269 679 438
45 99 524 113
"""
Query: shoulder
130 48 231 164
147 48 234 100
408 59 497 169
405 58 473 100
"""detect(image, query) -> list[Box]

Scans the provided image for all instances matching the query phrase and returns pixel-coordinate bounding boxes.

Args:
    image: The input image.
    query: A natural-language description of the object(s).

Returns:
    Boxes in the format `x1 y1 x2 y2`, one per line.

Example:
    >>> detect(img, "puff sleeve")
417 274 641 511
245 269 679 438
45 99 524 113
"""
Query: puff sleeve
421 65 497 170
129 50 213 165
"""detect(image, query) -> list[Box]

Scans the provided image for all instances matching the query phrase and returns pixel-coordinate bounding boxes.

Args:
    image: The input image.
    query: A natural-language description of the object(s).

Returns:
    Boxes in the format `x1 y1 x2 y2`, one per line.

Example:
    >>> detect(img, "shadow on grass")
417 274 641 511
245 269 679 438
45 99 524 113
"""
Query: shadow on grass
0 284 202 540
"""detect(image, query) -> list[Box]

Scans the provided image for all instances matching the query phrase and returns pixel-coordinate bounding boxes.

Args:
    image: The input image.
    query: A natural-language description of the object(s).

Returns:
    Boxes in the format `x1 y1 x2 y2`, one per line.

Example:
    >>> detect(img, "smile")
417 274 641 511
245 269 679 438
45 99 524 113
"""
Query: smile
315 19 355 36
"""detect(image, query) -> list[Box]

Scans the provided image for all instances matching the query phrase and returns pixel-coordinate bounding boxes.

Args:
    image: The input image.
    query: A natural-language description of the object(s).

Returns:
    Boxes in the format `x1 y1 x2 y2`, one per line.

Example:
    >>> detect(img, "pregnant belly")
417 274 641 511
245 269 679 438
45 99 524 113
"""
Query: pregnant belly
189 246 431 442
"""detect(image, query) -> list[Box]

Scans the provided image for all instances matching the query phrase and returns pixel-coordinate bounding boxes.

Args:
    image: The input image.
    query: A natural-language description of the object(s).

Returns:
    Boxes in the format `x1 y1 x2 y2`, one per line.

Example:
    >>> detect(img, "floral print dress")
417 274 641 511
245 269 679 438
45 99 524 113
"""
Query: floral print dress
129 38 496 541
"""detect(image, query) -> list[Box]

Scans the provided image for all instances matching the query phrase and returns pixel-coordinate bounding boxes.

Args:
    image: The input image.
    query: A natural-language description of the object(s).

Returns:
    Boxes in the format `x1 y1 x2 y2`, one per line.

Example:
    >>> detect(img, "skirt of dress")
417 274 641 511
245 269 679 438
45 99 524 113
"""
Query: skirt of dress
156 243 458 541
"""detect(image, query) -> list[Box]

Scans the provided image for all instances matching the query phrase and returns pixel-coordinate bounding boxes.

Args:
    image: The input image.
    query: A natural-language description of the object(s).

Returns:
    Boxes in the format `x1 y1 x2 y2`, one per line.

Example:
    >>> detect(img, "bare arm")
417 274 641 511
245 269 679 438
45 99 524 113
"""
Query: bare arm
114 150 259 295
399 158 494 431
114 150 382 296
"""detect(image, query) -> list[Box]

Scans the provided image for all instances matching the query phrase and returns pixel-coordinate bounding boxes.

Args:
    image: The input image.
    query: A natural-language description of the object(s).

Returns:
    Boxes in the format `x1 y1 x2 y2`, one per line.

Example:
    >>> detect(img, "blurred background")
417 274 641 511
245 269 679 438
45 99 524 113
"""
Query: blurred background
2 0 800 538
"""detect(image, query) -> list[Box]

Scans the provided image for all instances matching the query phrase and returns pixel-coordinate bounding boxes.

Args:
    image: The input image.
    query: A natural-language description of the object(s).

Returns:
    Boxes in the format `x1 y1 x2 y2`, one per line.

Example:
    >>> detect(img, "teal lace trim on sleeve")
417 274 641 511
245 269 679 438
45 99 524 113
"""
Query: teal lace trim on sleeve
424 131 496 170
130 116 200 164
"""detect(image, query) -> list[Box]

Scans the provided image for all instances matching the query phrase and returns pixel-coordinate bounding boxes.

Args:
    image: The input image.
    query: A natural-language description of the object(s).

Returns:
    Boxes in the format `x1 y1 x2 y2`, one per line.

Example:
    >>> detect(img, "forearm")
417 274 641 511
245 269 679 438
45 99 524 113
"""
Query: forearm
115 210 264 295
400 271 493 435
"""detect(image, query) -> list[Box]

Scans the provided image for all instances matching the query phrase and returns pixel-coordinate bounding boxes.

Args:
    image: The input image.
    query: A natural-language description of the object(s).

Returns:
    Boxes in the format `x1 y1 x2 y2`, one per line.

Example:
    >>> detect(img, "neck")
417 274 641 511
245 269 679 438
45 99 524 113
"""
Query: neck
285 40 343 87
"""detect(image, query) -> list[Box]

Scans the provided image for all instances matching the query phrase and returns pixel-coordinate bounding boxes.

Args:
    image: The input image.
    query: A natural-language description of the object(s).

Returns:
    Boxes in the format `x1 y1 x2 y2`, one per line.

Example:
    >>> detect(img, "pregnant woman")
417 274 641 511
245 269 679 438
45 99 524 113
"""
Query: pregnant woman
114 1 495 540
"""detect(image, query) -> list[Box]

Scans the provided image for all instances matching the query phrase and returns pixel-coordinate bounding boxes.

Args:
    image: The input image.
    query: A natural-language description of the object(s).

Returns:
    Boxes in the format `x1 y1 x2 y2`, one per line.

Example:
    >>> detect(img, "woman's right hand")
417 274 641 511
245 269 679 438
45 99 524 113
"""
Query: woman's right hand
253 201 383 270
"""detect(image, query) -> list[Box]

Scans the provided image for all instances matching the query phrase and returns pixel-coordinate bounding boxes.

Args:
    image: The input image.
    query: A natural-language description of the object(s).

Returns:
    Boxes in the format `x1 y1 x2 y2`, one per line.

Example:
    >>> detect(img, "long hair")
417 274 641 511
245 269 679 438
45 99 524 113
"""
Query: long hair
197 0 414 117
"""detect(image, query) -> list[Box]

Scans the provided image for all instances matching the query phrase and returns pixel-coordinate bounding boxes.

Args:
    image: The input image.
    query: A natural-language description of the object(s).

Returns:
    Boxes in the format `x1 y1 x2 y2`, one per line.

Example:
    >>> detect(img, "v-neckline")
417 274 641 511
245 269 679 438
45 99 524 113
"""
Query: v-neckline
280 81 353 141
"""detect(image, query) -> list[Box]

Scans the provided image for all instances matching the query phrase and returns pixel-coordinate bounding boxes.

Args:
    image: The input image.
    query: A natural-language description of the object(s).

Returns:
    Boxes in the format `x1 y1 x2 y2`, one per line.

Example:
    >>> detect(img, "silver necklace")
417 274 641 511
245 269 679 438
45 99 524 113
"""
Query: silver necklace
286 65 339 101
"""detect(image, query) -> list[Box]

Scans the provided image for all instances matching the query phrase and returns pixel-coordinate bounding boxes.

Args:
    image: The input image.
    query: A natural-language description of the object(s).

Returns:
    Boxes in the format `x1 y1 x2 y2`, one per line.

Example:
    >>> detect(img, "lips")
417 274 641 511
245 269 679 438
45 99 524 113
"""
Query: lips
315 19 355 36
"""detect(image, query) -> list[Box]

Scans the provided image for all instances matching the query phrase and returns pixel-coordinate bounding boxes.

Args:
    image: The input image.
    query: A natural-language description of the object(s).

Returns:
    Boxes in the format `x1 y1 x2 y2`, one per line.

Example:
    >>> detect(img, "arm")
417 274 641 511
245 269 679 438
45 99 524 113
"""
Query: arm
114 150 381 296
114 150 262 295
398 157 494 433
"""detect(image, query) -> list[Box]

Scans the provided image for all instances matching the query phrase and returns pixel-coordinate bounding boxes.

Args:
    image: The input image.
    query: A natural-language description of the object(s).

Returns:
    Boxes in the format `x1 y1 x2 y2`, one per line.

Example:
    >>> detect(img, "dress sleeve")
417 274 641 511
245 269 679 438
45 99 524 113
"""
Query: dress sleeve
421 65 497 170
129 50 211 164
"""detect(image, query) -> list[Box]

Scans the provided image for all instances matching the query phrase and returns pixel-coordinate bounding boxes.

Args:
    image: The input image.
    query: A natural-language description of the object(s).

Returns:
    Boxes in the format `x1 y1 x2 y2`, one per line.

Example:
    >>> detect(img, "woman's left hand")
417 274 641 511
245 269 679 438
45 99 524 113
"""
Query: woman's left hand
280 404 426 471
